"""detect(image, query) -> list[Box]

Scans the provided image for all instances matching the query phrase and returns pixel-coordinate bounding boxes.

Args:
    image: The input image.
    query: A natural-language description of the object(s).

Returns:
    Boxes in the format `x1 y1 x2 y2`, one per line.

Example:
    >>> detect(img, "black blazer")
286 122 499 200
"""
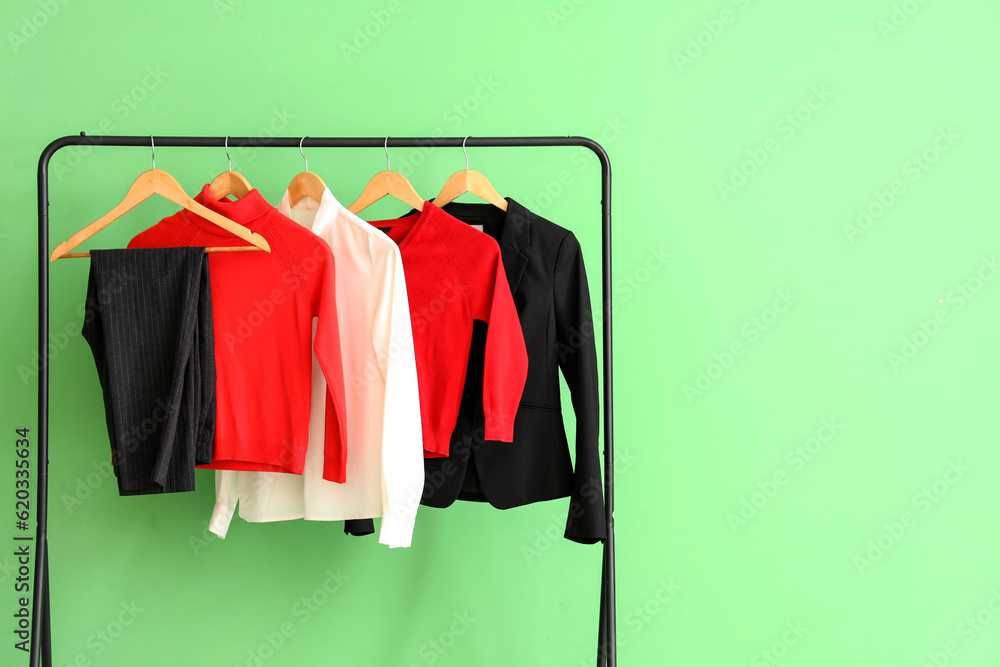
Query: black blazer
419 198 606 544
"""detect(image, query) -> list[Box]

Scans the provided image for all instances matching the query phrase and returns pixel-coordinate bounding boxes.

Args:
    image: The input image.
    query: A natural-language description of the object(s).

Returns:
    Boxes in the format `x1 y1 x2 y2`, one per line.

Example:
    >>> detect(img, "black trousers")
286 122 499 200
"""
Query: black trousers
82 247 216 495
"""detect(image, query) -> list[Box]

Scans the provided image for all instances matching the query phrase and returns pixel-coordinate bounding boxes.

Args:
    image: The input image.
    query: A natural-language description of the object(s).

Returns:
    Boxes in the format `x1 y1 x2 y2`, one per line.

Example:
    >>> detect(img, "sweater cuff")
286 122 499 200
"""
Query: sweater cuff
322 459 346 484
484 410 517 443
423 443 450 458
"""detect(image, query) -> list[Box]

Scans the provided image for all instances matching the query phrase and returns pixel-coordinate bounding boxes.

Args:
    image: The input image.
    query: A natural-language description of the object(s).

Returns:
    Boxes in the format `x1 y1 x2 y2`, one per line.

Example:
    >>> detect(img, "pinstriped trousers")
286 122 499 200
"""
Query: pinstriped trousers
82 247 216 495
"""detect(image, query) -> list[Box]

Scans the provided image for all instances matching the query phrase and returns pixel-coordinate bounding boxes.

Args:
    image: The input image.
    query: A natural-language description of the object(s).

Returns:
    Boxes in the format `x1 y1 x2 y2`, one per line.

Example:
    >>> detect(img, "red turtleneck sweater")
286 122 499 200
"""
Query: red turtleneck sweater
128 185 348 482
368 202 527 458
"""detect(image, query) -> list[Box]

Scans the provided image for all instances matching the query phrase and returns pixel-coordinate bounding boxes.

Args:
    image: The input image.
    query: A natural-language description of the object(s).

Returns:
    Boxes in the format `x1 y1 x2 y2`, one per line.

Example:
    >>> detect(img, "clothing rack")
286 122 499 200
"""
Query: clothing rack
32 135 616 667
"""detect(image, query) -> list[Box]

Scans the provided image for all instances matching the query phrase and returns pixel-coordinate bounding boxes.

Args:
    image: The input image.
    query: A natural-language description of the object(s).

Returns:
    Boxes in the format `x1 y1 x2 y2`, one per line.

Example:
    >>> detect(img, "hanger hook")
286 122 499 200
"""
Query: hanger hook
225 136 232 172
384 137 391 172
463 136 470 171
150 136 155 170
300 136 309 172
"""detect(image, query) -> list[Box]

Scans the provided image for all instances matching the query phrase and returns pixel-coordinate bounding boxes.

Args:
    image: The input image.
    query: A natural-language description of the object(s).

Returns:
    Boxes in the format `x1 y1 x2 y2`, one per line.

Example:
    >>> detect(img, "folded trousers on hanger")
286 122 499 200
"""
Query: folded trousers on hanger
82 247 216 495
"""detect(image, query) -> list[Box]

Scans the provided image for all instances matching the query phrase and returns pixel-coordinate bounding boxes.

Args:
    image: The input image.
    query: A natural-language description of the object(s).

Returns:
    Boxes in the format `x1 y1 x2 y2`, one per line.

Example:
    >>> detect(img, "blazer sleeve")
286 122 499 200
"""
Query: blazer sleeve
374 246 424 548
470 246 528 442
312 248 349 483
553 232 607 544
344 518 375 536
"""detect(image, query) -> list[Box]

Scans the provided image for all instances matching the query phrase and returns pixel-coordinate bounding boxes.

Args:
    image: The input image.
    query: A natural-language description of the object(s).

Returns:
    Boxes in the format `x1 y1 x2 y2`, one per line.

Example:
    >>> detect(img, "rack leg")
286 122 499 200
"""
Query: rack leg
605 535 617 666
29 535 49 667
42 546 51 667
597 553 608 667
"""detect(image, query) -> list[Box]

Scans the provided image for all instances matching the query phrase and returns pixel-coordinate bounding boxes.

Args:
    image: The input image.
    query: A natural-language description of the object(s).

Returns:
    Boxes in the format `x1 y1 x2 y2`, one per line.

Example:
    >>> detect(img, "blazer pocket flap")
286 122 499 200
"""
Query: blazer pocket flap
518 402 559 413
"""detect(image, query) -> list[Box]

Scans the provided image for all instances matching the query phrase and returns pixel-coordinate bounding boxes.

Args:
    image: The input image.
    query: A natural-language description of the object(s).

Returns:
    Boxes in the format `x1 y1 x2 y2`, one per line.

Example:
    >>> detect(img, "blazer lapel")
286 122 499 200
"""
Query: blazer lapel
500 198 531 296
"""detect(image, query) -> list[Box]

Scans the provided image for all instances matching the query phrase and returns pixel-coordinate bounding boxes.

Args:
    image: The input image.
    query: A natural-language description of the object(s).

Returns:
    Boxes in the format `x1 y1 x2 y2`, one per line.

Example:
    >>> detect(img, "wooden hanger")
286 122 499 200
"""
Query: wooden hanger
209 171 252 200
208 137 253 200
433 137 508 211
50 138 270 261
286 137 328 207
348 137 425 214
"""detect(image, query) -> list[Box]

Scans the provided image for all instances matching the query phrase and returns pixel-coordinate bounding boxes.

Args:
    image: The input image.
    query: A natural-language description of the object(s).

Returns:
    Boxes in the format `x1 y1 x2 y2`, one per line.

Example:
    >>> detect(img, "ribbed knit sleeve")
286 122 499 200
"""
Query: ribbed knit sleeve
462 240 528 442
311 248 349 484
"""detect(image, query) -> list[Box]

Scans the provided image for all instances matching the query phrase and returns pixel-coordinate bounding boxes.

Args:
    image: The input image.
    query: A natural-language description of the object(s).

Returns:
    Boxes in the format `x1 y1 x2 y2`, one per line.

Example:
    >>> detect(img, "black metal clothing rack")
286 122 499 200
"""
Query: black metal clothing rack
32 135 615 667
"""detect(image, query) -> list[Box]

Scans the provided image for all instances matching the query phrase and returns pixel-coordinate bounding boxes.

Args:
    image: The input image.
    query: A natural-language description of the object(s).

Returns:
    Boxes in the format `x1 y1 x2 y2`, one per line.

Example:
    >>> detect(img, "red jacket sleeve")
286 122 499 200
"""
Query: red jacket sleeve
470 246 527 442
309 246 348 483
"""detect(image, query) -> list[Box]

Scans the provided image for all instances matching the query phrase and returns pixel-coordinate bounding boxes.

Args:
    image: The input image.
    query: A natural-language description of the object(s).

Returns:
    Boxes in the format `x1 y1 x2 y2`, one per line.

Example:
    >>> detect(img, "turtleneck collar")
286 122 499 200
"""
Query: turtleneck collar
185 183 274 236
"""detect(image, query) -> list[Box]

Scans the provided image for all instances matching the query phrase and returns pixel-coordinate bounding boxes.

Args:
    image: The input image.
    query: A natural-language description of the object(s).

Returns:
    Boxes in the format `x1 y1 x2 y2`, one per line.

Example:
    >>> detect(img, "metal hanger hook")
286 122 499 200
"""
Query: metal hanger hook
463 136 470 171
225 136 232 172
384 137 390 172
150 136 155 170
300 136 309 172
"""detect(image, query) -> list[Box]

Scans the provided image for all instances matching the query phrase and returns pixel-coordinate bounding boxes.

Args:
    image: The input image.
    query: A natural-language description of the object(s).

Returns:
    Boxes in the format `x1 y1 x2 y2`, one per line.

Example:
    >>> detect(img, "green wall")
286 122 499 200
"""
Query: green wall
2 1 1000 665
